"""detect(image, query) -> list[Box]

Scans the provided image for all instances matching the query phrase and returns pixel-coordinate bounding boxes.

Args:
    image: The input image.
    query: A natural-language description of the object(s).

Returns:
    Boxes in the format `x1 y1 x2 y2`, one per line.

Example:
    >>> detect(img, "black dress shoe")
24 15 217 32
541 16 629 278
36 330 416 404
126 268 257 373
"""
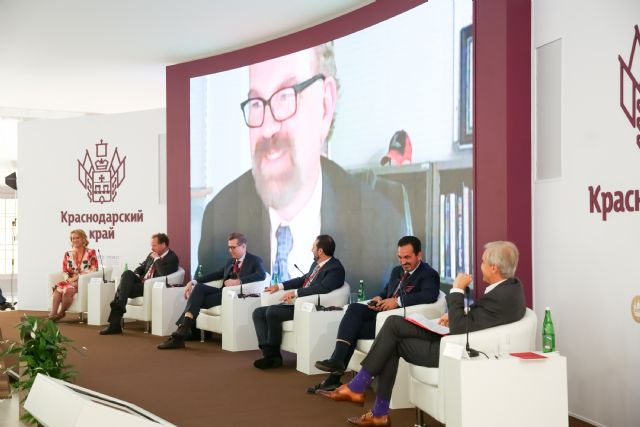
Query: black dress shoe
172 324 192 340
99 324 122 335
306 380 342 394
253 356 283 370
157 337 185 349
315 359 346 375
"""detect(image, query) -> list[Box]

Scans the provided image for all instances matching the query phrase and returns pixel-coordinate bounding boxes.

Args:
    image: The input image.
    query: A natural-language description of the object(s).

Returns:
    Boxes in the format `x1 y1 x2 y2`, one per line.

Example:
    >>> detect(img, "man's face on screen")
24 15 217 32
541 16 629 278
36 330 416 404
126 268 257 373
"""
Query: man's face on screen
248 49 330 212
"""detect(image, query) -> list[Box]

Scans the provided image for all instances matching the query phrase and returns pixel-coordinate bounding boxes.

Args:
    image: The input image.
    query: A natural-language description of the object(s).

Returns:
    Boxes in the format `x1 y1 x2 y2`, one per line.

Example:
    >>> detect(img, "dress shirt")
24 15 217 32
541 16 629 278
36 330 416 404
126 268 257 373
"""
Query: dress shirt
269 171 322 278
449 278 508 295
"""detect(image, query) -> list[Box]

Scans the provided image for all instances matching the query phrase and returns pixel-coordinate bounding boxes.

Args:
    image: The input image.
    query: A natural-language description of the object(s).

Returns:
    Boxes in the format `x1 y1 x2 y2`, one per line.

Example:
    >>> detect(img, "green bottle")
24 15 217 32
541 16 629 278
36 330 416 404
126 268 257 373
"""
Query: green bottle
194 264 203 280
542 307 555 353
124 263 129 271
358 280 365 301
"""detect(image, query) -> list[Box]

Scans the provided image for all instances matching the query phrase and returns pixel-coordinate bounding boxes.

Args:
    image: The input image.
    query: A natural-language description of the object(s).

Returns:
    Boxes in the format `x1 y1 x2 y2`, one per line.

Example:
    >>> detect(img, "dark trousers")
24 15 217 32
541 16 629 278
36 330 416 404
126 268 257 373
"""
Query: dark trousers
361 315 442 400
108 270 144 323
176 284 223 325
0 289 5 304
333 303 378 365
252 304 295 355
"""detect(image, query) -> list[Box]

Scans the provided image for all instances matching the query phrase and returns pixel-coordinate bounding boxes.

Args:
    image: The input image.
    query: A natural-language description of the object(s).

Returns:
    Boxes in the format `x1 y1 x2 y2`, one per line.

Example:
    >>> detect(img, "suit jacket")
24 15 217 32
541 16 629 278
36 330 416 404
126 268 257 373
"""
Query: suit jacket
197 252 266 285
378 261 440 307
198 157 410 291
283 257 345 298
133 249 179 280
446 277 526 335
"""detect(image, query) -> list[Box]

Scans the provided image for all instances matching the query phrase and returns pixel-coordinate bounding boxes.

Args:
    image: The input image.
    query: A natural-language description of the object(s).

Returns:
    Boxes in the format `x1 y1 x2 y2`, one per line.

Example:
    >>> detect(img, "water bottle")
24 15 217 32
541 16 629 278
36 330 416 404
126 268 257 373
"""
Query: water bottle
358 280 365 301
124 263 129 271
194 264 203 280
272 270 279 286
542 307 555 353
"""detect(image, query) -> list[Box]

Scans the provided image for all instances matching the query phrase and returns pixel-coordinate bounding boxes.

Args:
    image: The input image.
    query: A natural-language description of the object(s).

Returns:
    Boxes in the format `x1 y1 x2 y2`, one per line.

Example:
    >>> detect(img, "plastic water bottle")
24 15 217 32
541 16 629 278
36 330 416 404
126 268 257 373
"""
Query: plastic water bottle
542 307 555 353
272 271 279 286
358 280 365 301
124 263 129 271
194 264 202 280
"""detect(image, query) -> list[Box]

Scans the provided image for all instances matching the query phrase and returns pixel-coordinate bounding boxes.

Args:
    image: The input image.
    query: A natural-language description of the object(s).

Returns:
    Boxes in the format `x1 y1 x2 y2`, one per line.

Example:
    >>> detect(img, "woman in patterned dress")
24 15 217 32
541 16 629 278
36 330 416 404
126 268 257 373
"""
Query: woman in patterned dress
48 229 98 320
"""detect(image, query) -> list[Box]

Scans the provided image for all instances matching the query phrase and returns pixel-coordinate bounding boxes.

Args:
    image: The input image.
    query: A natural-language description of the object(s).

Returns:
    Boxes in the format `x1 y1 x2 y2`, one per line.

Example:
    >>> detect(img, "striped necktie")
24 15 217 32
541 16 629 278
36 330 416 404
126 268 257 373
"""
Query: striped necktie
303 263 322 287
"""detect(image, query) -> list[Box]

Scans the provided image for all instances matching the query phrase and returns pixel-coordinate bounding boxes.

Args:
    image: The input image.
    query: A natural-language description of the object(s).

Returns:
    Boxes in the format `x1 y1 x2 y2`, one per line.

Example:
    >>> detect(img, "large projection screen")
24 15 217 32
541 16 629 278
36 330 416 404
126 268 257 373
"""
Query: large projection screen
187 0 473 294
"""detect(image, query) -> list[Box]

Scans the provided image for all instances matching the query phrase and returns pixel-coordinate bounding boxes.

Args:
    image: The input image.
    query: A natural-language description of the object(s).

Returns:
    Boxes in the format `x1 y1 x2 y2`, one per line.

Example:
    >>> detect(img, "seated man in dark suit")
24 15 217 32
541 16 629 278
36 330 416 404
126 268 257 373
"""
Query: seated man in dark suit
319 241 527 427
252 234 345 369
308 235 440 393
100 233 179 335
158 232 266 349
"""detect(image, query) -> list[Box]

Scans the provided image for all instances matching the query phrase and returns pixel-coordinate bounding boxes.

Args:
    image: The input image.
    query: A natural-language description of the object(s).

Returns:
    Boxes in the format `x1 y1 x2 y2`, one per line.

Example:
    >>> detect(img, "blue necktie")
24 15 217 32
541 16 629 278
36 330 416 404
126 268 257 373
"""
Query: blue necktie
275 225 293 281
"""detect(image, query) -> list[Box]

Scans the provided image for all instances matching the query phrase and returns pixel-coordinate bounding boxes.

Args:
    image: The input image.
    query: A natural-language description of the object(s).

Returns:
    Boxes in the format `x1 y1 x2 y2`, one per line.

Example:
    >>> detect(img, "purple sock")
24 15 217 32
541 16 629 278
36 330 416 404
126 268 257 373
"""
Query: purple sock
372 397 390 417
348 368 373 393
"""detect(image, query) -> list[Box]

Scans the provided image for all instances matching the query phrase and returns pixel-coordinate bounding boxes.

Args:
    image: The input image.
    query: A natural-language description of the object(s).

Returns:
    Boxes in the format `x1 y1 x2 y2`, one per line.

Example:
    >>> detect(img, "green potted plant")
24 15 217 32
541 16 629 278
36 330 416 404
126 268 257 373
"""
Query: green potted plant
0 315 78 425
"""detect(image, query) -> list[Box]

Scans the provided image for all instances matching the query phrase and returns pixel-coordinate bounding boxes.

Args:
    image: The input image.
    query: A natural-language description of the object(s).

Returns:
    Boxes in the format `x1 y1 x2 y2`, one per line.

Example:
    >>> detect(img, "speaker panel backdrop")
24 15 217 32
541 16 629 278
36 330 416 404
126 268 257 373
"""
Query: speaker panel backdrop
18 110 167 310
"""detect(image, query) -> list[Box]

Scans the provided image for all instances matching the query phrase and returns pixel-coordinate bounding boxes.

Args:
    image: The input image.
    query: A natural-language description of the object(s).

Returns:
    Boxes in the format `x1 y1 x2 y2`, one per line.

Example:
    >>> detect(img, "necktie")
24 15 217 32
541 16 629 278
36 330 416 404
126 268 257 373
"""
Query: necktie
144 258 157 280
232 259 239 278
392 271 410 298
303 263 322 287
275 225 293 281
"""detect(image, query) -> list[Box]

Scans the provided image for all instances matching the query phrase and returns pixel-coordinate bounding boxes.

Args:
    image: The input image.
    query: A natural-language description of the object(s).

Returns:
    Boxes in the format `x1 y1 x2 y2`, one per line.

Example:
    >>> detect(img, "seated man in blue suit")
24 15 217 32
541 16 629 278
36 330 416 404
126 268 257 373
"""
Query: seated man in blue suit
252 234 345 369
158 232 266 349
308 235 440 393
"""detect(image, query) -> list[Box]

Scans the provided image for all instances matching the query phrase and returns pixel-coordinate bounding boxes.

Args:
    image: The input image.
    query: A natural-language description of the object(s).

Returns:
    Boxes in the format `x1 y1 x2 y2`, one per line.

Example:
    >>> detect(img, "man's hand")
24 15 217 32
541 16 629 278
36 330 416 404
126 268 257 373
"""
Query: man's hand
183 281 194 299
377 298 399 311
452 273 473 291
224 278 241 287
438 313 449 327
68 274 79 283
264 285 279 294
281 291 296 303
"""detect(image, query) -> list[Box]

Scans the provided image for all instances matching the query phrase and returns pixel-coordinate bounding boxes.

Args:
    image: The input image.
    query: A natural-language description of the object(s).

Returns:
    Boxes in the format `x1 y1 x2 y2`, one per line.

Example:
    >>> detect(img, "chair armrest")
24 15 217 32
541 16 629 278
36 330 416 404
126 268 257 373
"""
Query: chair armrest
48 272 64 287
224 280 266 295
261 290 286 306
202 280 223 289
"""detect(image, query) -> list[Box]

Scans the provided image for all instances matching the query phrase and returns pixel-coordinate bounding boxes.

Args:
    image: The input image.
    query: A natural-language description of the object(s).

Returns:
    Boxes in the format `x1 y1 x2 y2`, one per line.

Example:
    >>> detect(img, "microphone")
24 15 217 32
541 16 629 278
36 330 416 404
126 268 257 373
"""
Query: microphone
293 264 305 276
97 249 106 284
238 260 246 299
464 286 479 358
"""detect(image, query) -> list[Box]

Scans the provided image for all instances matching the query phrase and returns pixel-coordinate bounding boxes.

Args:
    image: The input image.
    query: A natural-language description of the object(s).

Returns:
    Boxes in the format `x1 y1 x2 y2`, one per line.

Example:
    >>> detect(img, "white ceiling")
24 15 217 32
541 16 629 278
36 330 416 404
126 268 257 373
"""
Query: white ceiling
0 0 373 118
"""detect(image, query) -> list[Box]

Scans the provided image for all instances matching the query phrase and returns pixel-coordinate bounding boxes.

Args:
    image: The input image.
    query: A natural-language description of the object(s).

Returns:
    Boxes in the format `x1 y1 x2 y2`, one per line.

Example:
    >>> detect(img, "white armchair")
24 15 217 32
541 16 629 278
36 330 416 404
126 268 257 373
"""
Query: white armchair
195 273 271 350
123 267 185 333
409 308 538 425
346 291 447 409
260 282 350 374
47 268 113 322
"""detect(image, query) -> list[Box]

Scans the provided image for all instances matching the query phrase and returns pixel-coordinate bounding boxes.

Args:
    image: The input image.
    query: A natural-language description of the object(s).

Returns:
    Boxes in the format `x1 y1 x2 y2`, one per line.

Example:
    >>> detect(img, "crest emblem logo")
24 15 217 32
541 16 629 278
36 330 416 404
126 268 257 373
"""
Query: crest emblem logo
77 139 126 203
619 25 640 148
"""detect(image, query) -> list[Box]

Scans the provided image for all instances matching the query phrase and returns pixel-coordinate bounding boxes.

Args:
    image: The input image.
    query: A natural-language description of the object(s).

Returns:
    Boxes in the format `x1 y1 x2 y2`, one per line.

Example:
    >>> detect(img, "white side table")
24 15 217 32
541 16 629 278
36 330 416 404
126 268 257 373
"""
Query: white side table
151 284 184 336
87 278 115 326
293 303 346 375
443 352 568 427
220 290 262 352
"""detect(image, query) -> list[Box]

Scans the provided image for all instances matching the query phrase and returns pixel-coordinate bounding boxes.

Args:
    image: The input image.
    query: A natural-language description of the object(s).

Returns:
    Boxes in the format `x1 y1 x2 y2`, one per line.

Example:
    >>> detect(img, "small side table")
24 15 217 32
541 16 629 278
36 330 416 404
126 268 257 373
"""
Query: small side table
293 303 346 375
443 352 568 427
220 290 262 352
87 278 115 326
151 284 184 336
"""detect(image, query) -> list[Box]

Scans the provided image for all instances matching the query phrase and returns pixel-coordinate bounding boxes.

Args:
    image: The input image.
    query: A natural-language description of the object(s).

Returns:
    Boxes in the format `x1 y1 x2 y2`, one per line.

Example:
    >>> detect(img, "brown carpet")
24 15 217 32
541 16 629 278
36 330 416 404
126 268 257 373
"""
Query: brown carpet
0 310 593 427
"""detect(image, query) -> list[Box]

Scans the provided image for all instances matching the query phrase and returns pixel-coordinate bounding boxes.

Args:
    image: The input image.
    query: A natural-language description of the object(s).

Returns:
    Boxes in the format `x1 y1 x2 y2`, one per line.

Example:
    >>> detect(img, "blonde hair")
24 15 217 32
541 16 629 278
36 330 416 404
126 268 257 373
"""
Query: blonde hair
70 229 89 248
483 241 519 278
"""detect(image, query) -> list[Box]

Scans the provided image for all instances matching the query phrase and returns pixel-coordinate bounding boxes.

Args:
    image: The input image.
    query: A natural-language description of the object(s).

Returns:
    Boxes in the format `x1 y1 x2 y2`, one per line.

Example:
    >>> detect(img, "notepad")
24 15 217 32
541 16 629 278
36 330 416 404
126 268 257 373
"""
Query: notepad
510 352 547 360
404 312 450 335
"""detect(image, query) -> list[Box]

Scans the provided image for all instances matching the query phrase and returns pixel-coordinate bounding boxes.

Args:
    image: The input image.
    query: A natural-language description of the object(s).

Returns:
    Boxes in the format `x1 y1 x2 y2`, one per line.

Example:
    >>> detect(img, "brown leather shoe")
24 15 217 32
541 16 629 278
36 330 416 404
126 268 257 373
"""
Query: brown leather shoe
316 384 365 405
347 411 391 426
